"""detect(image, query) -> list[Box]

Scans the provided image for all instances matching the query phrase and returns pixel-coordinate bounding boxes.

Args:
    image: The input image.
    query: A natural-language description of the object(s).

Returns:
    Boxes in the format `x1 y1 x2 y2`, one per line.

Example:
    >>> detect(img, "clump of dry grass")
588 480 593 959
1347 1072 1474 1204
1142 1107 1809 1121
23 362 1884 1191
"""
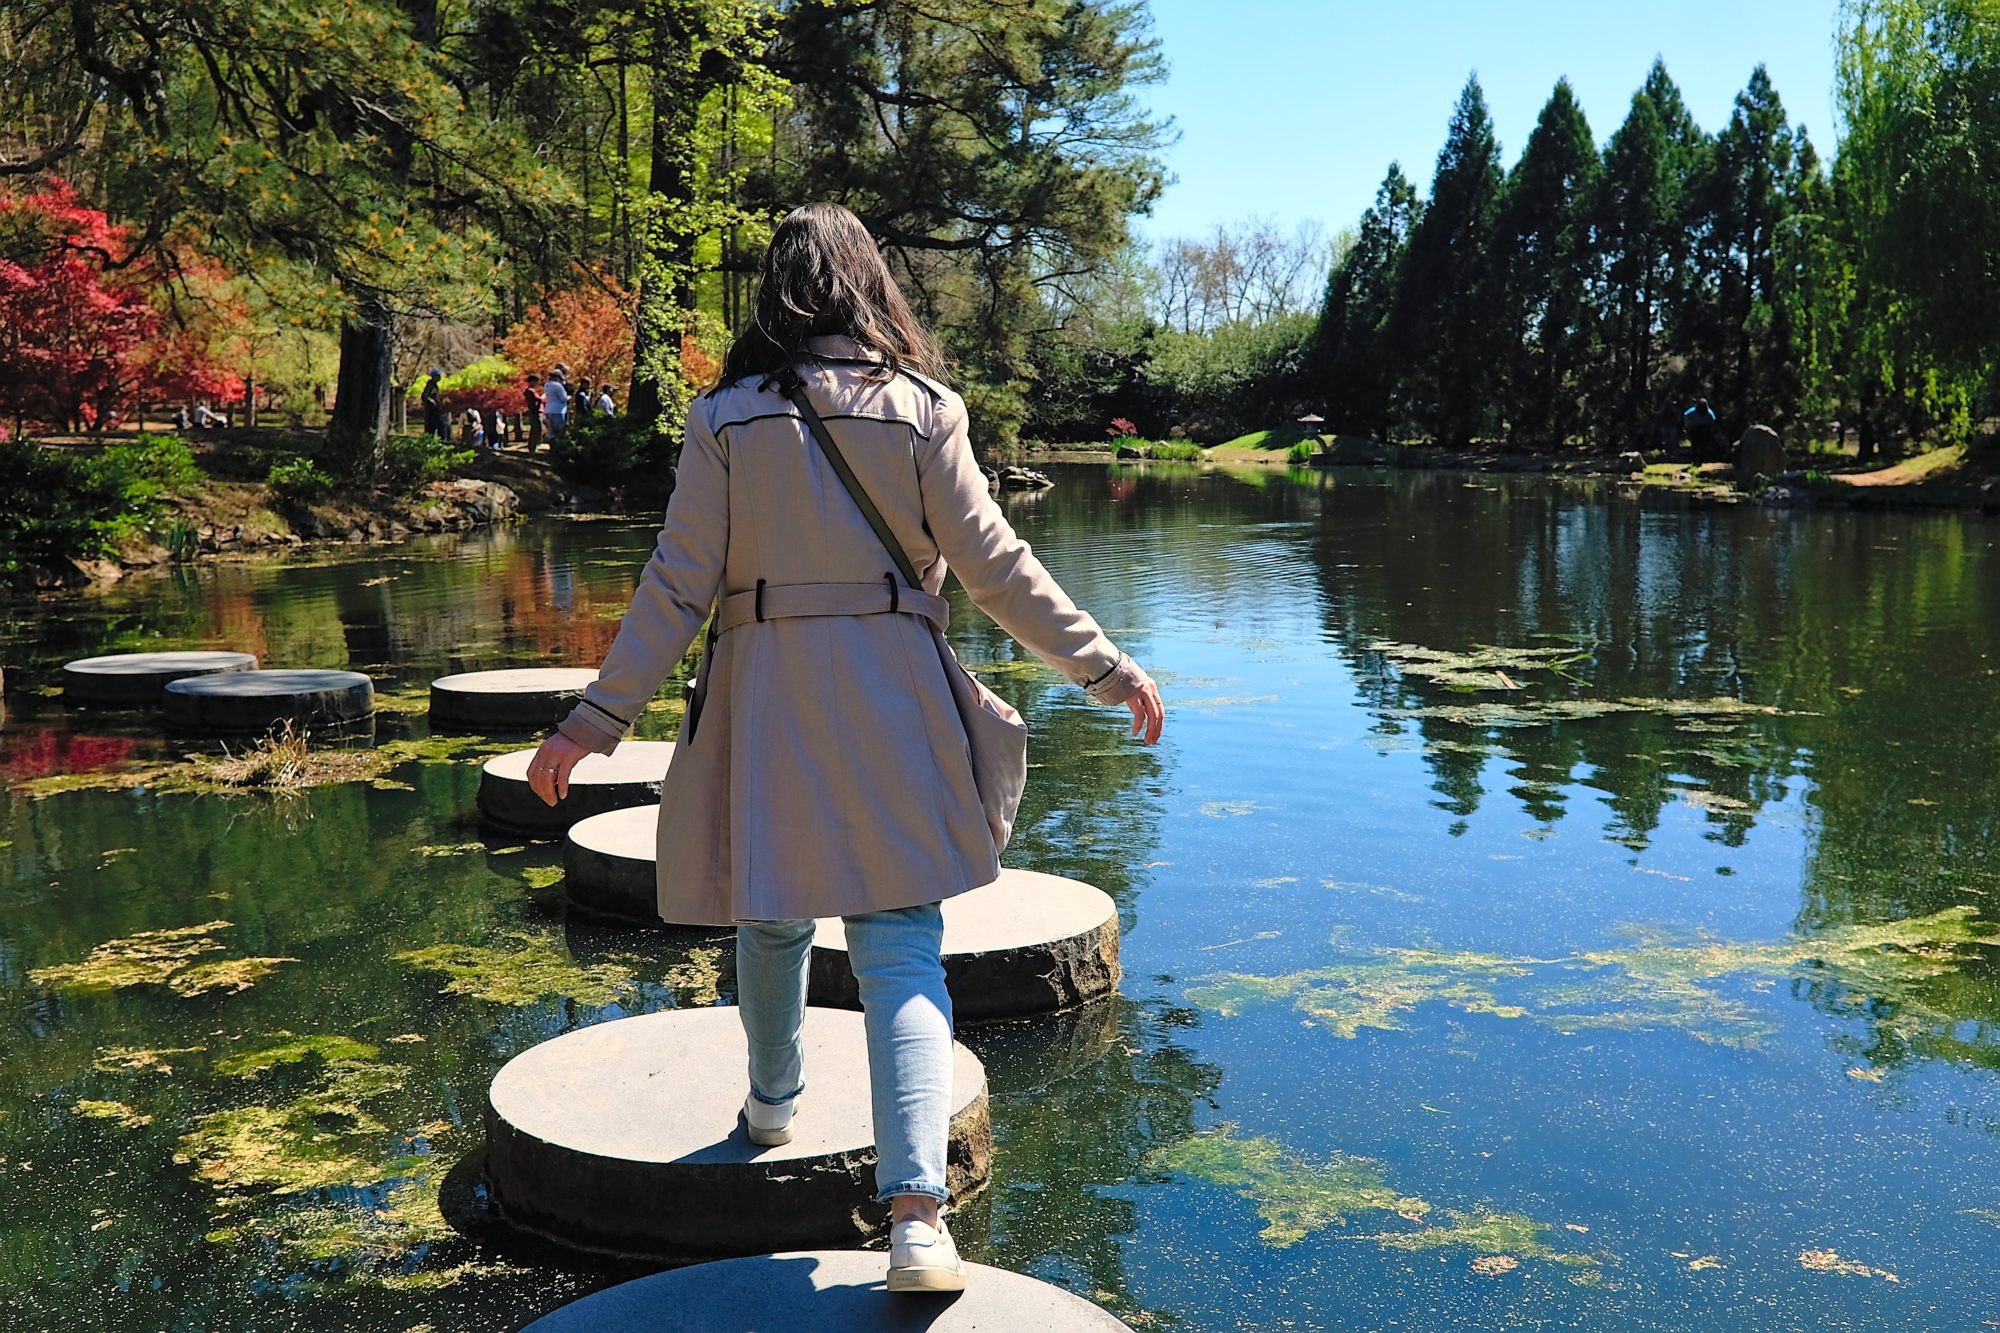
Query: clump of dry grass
202 721 376 790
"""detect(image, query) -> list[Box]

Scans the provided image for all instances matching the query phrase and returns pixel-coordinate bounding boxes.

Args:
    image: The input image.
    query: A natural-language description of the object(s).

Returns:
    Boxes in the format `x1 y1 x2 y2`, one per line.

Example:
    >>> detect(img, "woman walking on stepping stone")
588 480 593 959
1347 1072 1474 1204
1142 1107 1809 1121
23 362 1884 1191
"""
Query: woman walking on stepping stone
527 202 1165 1293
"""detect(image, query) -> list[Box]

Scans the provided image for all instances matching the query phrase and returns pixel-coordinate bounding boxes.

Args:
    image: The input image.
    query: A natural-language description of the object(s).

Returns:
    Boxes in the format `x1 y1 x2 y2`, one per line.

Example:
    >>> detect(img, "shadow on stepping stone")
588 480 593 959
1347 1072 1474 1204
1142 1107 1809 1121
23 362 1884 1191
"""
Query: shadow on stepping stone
163 668 374 735
483 1008 991 1264
479 741 676 838
63 651 257 705
431 668 598 732
809 870 1120 1024
519 1250 1134 1331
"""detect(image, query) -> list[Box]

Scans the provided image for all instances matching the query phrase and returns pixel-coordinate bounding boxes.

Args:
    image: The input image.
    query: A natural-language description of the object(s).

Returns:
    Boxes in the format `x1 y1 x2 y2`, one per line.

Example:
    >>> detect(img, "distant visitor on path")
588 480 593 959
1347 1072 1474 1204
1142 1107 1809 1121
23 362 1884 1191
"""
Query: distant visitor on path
575 376 594 420
525 201 1164 1295
422 369 445 438
464 407 485 451
1684 398 1719 464
595 383 615 417
523 375 544 450
542 366 569 442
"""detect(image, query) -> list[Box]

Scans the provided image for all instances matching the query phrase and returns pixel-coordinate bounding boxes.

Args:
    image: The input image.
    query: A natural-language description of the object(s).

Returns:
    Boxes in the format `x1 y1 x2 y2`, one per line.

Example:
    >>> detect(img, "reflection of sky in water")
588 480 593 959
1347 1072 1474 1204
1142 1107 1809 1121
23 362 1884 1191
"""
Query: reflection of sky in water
1 465 1998 1329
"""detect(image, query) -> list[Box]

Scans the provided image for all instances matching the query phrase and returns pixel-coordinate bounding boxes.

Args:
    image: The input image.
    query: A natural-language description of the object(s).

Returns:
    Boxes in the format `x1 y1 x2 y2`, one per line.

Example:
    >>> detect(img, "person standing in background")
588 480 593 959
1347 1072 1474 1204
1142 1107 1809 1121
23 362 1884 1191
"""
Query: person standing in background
575 376 594 421
524 375 544 451
543 366 570 443
421 370 445 438
465 407 485 451
596 383 615 417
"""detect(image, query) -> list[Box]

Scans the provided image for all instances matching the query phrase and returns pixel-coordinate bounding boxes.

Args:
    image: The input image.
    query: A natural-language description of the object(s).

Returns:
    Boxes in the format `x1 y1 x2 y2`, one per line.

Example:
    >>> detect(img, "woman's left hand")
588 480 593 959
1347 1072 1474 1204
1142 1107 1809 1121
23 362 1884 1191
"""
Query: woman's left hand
527 733 591 807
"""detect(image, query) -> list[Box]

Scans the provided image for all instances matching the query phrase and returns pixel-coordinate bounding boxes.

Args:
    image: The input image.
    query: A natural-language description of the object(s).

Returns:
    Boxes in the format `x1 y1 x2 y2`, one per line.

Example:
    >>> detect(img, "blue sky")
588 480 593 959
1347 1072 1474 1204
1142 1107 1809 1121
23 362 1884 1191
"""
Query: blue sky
1135 0 1843 241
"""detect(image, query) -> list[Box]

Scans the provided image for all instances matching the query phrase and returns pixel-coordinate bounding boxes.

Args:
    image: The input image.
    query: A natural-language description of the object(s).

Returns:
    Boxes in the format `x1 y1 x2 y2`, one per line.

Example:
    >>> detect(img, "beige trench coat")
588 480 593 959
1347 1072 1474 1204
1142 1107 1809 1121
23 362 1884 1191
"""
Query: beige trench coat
557 335 1145 925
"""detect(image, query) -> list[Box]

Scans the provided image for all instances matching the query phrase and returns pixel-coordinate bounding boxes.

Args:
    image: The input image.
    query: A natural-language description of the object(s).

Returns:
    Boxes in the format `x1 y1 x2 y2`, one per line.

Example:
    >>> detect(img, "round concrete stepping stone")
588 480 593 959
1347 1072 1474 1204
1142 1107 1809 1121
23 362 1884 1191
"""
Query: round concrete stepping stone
520 1250 1133 1331
479 741 675 838
564 804 661 921
810 870 1120 1024
484 1007 991 1262
162 668 374 733
63 650 258 704
430 667 599 731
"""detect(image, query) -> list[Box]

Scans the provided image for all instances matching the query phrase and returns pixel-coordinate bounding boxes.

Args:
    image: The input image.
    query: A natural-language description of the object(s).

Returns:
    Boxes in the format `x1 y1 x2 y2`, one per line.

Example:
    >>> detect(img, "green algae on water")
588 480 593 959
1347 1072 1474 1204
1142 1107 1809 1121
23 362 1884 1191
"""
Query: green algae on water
663 946 725 1005
1361 1206 1598 1265
213 1034 381 1078
94 1044 206 1074
1147 1124 1428 1246
168 955 298 996
175 1059 407 1195
396 931 635 1006
31 921 229 992
73 1099 153 1129
1189 908 2000 1055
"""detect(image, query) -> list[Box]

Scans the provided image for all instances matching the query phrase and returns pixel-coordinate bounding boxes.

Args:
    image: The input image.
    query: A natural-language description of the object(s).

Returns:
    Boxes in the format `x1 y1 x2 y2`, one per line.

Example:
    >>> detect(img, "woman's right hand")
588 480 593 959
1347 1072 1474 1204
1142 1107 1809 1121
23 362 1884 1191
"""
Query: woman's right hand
1126 671 1165 745
526 732 591 806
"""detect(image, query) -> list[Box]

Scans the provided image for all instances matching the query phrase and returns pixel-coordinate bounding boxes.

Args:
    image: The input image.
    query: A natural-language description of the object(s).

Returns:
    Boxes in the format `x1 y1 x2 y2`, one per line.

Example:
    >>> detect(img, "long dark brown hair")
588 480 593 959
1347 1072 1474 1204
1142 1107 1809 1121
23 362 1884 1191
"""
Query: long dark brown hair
714 202 948 391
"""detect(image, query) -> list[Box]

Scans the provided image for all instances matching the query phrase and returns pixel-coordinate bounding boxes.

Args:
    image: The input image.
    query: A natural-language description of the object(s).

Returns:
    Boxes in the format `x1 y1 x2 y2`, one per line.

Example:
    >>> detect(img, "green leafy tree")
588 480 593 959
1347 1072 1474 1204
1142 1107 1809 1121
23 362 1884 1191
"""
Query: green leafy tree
755 0 1170 450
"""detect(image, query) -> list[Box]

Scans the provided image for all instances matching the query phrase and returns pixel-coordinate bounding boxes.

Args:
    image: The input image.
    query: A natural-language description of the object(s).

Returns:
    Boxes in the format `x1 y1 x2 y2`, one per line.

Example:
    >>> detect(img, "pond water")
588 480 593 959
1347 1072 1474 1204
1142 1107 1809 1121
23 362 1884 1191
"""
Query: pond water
4 463 2000 1330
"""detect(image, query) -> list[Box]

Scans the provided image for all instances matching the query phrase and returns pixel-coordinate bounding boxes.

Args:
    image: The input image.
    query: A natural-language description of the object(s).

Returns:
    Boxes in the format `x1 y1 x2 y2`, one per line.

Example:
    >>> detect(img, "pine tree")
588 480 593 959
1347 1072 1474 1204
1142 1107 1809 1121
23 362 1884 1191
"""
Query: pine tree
1388 75 1505 448
1493 79 1599 447
1314 164 1419 436
1590 84 1679 443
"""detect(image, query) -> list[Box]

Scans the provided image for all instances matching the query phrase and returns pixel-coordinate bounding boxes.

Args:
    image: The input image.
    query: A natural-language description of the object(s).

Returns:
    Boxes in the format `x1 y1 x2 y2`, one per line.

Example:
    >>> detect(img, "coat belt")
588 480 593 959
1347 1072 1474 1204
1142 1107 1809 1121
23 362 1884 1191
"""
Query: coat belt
716 581 949 635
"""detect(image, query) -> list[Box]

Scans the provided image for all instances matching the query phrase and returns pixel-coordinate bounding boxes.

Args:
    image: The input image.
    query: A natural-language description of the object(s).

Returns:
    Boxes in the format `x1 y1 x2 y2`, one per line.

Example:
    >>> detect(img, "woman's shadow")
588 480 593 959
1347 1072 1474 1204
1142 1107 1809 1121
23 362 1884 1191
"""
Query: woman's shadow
520 1251 966 1332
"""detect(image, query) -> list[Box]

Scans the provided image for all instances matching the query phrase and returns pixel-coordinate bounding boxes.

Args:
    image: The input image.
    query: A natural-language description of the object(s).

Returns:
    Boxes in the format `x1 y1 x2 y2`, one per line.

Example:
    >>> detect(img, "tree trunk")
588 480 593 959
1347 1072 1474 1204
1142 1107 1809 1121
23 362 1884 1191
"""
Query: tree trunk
329 300 395 473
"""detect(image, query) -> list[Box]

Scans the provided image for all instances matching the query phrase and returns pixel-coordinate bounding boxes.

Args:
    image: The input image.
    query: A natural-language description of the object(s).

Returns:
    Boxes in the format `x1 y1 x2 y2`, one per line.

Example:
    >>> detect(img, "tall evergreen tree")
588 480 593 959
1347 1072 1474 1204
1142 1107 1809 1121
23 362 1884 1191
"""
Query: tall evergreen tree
1494 79 1599 447
1314 164 1419 436
1388 75 1505 447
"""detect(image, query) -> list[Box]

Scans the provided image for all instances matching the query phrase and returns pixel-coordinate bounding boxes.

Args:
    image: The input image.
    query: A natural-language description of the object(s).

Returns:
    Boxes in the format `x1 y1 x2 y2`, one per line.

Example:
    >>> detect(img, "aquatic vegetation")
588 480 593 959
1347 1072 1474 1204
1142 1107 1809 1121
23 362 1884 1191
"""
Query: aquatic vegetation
175 1059 408 1195
396 932 635 1006
1199 801 1257 818
415 842 485 858
1148 1125 1428 1246
1798 1248 1899 1281
1189 908 2000 1055
94 1044 206 1074
662 947 725 1005
1365 639 1595 691
214 1034 381 1078
518 864 564 890
168 956 298 996
30 920 230 991
1362 1206 1597 1266
73 1099 153 1129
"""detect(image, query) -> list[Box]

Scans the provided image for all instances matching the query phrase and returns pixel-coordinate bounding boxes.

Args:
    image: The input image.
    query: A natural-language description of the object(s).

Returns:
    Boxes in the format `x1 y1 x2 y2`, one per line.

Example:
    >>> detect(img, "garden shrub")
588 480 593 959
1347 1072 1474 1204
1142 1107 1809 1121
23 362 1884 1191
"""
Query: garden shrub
266 456 334 501
0 443 128 570
551 412 671 486
379 432 474 492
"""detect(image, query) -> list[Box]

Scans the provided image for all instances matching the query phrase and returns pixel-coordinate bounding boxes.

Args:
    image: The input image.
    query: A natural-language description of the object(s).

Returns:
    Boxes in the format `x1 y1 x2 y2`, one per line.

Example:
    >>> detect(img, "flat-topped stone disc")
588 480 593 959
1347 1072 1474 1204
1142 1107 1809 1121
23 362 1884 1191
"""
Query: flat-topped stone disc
564 804 661 921
430 668 599 731
63 651 258 704
810 869 1120 1023
479 741 675 838
162 668 374 734
520 1251 1133 1332
484 1008 991 1262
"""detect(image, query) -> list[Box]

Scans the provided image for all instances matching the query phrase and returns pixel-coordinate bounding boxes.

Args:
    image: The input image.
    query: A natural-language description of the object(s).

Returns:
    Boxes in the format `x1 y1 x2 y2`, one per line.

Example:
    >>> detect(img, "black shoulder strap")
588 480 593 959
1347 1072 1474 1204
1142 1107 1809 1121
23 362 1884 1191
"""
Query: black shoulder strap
774 367 922 590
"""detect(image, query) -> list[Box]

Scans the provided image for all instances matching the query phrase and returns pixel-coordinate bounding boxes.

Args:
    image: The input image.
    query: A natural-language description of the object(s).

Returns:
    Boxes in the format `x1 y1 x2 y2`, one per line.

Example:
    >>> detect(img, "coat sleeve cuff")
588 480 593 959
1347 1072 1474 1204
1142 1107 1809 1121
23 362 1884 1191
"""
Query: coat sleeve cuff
1084 654 1146 707
557 706 625 755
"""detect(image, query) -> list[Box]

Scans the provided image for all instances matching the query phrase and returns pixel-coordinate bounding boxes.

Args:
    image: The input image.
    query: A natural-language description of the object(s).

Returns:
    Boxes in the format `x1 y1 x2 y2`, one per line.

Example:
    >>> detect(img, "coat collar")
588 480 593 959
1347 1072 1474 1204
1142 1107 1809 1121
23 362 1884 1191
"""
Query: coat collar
803 334 882 363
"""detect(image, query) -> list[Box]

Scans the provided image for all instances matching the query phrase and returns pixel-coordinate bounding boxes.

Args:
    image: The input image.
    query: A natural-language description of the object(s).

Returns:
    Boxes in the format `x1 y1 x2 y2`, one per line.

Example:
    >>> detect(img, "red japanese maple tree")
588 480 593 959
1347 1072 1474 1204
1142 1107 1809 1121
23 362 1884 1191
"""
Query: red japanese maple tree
499 278 637 393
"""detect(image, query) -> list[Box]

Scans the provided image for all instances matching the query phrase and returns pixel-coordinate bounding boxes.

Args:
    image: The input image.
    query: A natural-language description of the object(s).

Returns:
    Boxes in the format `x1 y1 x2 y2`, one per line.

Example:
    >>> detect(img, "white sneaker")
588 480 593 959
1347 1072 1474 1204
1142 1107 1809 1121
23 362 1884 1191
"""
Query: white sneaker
887 1217 967 1293
742 1093 794 1147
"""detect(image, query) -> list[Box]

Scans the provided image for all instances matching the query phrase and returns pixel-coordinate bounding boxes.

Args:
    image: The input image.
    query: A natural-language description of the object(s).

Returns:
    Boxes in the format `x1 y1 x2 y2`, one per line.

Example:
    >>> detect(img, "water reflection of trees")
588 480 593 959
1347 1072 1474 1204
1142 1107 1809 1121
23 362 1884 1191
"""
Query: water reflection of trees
1299 466 2000 1063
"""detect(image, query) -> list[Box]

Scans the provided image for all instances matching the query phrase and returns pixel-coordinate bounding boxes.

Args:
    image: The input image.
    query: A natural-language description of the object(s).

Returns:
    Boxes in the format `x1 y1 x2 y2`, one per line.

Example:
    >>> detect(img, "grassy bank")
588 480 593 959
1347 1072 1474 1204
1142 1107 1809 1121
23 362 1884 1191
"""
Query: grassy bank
0 432 570 588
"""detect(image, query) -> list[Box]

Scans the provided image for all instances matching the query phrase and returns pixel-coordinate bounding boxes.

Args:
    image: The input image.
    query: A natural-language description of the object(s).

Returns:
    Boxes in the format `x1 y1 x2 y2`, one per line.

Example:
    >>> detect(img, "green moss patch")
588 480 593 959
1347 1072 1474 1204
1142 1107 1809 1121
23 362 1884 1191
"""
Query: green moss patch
1365 639 1595 691
1362 1206 1597 1265
94 1044 206 1075
175 1059 407 1196
396 931 635 1006
663 947 726 1006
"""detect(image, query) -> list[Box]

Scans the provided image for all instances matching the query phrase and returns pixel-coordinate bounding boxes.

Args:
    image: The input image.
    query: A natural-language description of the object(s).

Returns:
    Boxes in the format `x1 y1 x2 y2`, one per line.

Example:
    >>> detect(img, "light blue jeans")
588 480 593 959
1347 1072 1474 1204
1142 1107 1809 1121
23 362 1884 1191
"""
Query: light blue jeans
736 902 953 1203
